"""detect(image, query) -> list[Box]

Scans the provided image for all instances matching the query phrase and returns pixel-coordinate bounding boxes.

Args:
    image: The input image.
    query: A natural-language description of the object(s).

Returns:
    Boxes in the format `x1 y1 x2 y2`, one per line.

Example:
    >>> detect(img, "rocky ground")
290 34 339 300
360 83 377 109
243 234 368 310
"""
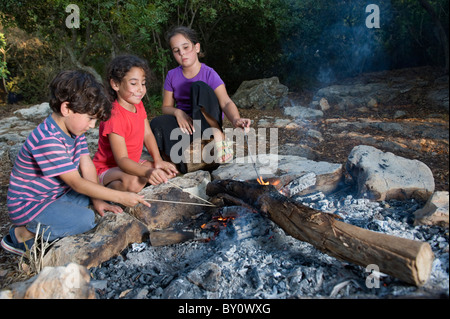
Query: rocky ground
0 66 448 292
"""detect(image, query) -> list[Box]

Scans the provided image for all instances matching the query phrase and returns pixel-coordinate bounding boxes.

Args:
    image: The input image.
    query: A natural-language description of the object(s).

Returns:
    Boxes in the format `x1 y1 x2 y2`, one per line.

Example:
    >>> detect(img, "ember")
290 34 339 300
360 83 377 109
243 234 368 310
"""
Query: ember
199 210 237 240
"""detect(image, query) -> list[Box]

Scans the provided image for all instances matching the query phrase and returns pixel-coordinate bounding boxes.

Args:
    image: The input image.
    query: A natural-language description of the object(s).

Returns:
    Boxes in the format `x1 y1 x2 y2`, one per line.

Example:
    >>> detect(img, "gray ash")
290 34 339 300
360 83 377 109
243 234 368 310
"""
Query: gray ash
90 192 449 299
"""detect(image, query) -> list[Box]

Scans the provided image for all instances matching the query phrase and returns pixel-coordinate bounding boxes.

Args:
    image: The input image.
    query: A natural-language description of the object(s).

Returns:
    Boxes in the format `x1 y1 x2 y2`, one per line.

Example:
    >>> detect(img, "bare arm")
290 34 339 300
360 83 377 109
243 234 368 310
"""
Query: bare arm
214 84 251 129
58 162 150 208
162 89 194 134
78 155 125 216
143 119 178 177
109 132 172 185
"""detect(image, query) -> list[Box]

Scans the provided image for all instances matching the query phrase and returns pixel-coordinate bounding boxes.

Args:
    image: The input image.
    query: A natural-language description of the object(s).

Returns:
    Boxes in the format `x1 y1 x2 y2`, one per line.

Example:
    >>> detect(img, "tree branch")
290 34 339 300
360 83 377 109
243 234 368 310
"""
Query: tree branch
64 42 102 82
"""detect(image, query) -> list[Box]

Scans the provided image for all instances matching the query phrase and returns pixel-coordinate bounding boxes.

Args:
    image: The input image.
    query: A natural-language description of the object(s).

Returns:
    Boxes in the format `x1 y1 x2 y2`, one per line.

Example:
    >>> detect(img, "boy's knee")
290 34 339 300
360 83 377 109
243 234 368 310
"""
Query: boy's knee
75 209 96 233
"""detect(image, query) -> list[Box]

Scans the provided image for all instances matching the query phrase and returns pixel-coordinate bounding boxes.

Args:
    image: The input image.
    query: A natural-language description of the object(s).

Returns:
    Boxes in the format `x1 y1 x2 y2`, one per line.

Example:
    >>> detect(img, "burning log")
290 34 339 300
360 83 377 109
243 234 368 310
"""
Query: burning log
150 230 195 247
206 179 434 287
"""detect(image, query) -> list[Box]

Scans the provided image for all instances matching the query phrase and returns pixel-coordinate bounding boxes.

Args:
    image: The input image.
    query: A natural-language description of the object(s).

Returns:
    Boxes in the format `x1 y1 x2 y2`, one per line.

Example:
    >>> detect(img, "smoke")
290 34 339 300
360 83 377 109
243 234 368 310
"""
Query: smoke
315 1 393 84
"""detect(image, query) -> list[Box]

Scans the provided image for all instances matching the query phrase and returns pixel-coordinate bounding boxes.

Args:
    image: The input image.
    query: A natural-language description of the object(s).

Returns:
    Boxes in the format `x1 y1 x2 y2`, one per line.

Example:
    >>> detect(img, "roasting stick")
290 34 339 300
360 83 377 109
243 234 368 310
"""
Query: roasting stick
244 132 262 181
143 198 215 207
166 180 216 206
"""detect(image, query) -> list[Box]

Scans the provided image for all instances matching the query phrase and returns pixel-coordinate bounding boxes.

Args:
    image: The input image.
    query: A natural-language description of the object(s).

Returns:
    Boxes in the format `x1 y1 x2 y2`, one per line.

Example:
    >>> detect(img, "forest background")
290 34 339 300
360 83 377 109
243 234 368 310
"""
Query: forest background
0 0 448 114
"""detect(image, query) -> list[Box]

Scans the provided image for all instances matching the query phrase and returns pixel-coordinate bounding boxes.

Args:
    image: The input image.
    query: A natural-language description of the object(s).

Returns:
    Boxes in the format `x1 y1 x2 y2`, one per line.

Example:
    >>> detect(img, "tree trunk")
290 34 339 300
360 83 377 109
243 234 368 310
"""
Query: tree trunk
206 180 434 287
64 43 102 83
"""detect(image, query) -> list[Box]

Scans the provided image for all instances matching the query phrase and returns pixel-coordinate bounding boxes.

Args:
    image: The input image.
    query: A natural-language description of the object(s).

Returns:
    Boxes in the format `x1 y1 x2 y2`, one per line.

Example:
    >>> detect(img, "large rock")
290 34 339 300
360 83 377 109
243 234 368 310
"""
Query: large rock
212 154 343 196
232 77 289 110
345 145 435 201
13 102 51 120
414 191 449 228
42 212 148 269
2 263 95 299
129 170 212 230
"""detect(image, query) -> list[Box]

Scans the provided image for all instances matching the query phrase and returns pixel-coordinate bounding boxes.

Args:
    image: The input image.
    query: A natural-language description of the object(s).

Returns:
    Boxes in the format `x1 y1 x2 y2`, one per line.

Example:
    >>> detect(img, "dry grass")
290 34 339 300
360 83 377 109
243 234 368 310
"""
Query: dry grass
18 223 55 277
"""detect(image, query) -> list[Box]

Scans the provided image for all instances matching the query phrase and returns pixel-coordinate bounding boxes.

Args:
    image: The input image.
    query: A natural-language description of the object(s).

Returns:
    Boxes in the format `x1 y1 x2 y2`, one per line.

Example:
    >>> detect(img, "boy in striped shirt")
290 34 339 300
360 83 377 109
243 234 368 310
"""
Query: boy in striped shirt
1 70 150 256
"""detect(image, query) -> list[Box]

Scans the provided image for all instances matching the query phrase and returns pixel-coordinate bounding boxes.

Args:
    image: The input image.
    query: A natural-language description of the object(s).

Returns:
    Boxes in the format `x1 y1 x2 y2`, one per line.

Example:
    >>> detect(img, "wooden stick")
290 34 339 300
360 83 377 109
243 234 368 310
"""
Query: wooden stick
144 198 215 207
167 180 216 206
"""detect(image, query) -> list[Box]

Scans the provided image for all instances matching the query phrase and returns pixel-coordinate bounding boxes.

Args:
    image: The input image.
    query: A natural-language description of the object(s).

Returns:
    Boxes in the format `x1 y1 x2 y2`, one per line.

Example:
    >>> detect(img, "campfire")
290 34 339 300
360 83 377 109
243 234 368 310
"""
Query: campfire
91 144 450 302
88 168 448 299
129 170 435 288
205 179 434 287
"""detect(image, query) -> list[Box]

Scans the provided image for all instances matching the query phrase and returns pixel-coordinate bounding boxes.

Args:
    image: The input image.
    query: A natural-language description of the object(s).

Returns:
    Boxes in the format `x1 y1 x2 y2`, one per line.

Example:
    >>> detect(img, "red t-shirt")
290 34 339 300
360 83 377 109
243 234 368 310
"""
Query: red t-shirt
93 100 147 175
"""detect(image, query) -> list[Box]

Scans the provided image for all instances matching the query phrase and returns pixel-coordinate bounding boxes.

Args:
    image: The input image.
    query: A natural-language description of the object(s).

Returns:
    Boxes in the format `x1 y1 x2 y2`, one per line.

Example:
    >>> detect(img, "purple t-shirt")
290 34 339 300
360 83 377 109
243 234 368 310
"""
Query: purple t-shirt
164 63 224 115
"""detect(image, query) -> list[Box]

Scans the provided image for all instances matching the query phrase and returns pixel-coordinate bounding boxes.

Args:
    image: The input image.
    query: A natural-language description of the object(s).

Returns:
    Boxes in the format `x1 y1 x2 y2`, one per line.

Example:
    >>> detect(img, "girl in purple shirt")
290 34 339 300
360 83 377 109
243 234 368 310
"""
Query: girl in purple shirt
150 26 251 173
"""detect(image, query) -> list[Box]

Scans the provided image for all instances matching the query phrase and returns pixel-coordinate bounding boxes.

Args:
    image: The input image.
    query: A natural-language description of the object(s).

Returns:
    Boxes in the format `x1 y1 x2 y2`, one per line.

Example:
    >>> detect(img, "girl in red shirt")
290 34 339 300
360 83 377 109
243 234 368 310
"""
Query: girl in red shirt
93 55 178 192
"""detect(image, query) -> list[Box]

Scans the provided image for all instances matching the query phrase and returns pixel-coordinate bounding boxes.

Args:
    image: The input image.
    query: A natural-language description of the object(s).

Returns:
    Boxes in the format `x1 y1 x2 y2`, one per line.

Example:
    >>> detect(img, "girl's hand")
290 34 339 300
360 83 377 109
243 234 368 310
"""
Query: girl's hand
174 109 195 135
155 160 178 178
233 118 251 132
145 168 170 185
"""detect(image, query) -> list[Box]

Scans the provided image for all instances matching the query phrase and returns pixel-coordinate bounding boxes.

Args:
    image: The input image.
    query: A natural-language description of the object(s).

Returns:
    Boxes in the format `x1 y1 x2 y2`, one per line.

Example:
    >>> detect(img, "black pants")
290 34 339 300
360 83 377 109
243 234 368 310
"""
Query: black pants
150 81 222 173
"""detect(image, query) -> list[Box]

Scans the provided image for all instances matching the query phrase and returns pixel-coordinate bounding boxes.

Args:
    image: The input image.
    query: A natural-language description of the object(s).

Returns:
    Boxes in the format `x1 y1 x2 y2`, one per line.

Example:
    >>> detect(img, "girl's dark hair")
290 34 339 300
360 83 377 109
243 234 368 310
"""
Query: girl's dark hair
49 70 112 121
106 54 151 101
166 26 205 58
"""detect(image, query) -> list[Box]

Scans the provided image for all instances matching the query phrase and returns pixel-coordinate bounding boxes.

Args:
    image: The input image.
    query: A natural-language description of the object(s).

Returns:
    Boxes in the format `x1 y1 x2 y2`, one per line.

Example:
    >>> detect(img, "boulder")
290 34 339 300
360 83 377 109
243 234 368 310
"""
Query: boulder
42 211 148 269
310 79 426 111
2 263 95 299
414 191 449 228
13 102 51 120
345 145 435 201
232 77 289 110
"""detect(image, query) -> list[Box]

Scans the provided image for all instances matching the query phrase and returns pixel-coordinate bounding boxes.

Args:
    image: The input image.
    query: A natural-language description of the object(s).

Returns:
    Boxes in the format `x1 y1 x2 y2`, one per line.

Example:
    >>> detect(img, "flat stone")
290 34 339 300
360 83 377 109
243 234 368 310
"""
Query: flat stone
212 154 343 196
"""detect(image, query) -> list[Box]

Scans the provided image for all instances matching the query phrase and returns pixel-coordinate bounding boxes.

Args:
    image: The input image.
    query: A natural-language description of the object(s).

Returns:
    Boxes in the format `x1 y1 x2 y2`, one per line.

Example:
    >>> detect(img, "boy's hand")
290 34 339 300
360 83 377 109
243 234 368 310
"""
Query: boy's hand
120 193 151 208
92 198 124 217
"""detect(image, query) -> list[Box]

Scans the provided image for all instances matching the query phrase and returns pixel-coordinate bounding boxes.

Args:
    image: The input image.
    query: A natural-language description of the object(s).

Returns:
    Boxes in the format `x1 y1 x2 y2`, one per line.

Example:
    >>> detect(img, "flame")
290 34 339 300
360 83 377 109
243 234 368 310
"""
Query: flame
257 176 270 185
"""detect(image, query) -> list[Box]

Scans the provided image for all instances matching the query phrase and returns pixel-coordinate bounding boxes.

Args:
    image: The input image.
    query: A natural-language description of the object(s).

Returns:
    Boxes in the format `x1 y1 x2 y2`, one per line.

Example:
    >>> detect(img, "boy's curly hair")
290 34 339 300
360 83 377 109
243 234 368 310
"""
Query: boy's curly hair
49 70 112 121
106 54 151 101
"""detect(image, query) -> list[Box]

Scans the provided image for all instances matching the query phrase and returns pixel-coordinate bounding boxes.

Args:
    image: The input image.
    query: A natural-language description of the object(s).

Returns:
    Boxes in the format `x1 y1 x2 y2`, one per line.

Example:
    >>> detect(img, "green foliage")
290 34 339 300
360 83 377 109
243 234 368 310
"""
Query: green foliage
144 93 164 117
0 33 8 81
0 0 448 104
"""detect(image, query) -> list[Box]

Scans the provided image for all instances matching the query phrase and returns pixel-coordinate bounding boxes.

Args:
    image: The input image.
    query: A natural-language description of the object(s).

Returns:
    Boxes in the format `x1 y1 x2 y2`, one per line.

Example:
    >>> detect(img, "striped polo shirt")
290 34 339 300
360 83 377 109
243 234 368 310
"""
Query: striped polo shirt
7 114 90 226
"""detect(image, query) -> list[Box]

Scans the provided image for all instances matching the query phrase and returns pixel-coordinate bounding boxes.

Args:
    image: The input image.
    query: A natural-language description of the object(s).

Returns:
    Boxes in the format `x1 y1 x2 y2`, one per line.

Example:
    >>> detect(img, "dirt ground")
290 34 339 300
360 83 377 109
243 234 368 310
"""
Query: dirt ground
0 66 448 289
